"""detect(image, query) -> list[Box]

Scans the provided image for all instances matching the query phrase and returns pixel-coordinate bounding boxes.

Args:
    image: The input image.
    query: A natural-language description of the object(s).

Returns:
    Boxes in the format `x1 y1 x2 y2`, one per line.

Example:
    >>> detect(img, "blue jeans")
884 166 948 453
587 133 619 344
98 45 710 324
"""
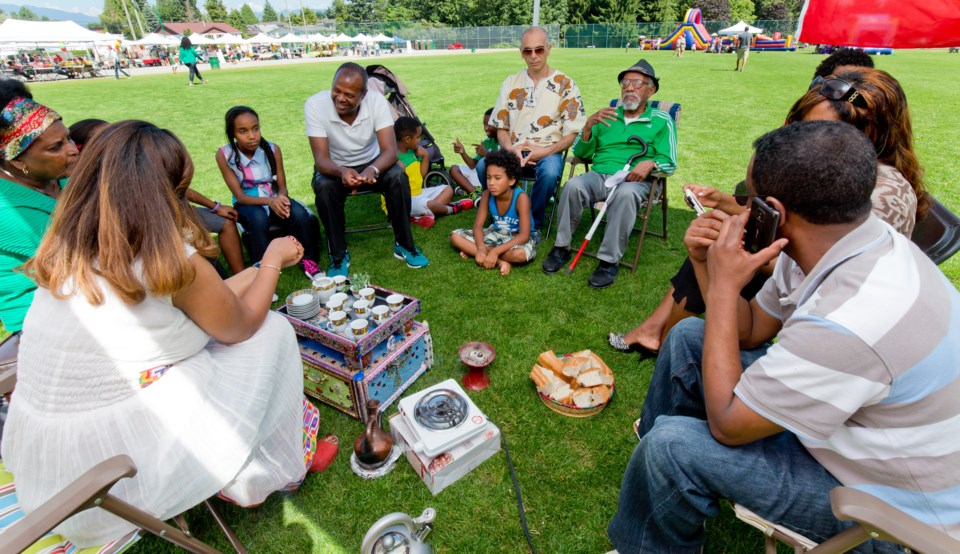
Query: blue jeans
235 202 321 264
477 152 562 230
608 318 899 553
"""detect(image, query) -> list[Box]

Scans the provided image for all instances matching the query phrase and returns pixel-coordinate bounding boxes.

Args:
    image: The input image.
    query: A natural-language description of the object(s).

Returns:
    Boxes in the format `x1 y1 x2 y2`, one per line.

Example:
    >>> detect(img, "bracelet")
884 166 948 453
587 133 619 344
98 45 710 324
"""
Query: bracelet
208 201 221 213
253 261 282 272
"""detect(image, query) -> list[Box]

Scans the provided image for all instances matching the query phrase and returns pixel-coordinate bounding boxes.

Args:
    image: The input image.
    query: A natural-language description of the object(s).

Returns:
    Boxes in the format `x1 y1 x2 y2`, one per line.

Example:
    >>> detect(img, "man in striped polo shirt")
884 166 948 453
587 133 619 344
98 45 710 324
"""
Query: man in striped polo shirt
608 121 960 553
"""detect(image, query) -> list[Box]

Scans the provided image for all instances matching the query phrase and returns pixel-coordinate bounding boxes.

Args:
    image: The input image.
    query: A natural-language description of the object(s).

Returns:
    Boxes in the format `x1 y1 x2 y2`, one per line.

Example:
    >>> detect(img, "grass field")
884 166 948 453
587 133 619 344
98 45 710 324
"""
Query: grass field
17 48 960 553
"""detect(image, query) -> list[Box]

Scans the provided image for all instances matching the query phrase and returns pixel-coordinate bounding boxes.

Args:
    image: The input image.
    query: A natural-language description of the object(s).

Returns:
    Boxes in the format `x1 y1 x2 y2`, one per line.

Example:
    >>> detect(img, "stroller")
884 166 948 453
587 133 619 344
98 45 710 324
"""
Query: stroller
366 64 452 189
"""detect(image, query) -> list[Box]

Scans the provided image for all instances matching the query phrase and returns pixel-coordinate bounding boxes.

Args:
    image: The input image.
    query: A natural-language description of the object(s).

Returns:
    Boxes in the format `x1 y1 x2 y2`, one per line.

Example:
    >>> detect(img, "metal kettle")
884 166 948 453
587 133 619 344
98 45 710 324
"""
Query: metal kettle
360 508 436 554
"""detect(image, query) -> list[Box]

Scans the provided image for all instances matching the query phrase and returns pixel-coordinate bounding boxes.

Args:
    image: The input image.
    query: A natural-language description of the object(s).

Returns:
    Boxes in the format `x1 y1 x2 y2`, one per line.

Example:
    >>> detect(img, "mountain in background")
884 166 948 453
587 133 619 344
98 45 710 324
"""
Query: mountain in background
0 4 99 25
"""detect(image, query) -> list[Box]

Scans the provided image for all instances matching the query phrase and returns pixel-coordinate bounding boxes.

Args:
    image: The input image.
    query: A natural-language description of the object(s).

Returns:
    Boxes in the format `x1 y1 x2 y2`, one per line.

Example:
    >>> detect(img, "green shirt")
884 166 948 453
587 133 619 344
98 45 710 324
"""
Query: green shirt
0 178 62 332
473 137 500 161
571 104 678 176
179 46 197 64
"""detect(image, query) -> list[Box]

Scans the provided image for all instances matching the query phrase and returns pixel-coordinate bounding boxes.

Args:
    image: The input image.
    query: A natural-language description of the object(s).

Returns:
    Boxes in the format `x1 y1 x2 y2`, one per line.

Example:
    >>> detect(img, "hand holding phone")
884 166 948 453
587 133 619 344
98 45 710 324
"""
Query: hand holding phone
743 197 780 253
684 188 707 216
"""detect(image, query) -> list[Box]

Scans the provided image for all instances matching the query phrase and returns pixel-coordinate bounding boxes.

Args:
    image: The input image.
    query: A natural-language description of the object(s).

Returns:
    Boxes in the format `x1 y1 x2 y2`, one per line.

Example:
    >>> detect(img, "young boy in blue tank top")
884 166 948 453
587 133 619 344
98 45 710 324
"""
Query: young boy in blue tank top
450 149 537 275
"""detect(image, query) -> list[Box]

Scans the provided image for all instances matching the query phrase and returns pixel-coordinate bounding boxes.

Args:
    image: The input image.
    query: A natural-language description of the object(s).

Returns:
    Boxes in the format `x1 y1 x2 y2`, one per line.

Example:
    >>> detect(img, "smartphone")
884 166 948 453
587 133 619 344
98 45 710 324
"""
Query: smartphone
743 197 780 253
683 189 706 216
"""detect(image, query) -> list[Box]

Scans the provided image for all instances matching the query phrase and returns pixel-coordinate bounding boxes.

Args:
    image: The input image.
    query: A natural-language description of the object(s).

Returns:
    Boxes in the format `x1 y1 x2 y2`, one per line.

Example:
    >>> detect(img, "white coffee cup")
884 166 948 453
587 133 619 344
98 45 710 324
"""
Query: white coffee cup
333 275 348 292
371 305 390 323
330 292 348 306
353 299 370 319
386 294 404 312
359 287 376 303
329 310 348 332
326 297 344 313
350 318 369 337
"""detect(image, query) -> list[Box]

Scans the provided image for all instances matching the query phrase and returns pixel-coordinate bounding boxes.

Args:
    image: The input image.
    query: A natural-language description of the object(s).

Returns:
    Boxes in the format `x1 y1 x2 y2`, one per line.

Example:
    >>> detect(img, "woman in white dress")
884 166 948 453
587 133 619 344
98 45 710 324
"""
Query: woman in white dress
1 120 331 547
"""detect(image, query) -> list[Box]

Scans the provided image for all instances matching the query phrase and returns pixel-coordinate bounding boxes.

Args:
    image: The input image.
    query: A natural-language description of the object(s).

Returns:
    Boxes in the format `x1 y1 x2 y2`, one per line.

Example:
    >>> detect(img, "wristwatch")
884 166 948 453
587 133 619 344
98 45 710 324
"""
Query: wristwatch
370 165 381 179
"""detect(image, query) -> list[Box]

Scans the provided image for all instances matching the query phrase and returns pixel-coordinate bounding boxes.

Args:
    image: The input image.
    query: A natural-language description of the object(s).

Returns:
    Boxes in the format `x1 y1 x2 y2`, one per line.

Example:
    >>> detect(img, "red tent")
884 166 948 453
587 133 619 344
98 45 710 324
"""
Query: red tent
796 0 960 48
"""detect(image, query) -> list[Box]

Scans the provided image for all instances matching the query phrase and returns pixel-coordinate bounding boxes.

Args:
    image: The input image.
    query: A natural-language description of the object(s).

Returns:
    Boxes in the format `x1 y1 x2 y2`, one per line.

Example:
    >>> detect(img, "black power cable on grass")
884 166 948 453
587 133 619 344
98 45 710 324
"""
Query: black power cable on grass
493 422 537 554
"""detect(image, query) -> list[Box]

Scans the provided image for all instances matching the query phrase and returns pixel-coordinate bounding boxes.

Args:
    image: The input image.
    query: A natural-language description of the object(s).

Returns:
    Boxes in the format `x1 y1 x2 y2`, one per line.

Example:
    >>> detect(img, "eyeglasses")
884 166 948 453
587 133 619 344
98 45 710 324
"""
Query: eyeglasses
520 46 546 57
818 78 868 109
620 78 651 89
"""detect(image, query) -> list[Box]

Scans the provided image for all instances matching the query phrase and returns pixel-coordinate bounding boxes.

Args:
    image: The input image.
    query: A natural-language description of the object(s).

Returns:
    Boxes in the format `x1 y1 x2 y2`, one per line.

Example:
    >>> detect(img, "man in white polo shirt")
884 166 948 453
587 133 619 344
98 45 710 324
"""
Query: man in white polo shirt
306 62 428 276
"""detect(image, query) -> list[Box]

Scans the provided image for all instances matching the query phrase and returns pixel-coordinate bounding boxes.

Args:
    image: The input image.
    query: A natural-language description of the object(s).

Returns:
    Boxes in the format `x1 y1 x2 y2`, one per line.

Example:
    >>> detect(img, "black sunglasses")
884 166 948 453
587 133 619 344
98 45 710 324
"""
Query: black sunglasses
734 194 753 206
818 78 868 109
521 46 546 56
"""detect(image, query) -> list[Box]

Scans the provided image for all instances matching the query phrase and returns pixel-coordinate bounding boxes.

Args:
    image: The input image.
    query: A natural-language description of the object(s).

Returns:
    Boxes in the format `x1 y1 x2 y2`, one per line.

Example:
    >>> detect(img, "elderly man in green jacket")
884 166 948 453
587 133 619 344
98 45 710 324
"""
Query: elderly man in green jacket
542 59 677 288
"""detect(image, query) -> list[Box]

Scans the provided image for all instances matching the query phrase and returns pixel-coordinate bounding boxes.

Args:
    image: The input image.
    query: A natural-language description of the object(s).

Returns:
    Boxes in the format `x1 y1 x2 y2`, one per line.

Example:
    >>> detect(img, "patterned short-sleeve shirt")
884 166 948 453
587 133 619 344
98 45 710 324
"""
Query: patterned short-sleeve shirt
492 69 585 147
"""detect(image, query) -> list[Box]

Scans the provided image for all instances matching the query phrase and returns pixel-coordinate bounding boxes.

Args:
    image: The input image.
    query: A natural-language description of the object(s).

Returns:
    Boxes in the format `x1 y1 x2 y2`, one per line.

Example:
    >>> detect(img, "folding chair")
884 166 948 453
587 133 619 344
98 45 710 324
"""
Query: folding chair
734 486 960 553
550 100 680 272
910 194 960 265
0 369 247 554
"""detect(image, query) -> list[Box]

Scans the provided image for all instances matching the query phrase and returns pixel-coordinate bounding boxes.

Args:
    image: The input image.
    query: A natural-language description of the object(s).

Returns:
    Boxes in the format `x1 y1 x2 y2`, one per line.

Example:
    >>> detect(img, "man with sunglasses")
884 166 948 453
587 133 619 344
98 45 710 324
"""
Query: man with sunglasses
485 26 586 237
542 59 677 288
607 121 960 553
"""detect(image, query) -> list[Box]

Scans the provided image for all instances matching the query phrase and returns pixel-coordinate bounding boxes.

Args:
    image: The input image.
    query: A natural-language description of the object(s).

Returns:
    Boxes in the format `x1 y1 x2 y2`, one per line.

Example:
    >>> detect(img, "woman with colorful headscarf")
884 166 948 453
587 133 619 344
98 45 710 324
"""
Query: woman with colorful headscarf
0 80 79 333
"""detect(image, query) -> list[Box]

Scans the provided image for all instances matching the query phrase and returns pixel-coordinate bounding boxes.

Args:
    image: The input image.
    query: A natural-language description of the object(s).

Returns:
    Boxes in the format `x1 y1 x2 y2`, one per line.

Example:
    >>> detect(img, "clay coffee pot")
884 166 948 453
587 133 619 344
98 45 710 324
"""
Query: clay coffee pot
354 399 394 469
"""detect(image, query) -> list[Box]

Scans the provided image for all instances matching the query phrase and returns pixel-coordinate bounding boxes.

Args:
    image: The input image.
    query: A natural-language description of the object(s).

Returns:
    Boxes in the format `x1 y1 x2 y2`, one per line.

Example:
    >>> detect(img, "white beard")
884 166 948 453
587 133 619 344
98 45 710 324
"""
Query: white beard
622 97 641 111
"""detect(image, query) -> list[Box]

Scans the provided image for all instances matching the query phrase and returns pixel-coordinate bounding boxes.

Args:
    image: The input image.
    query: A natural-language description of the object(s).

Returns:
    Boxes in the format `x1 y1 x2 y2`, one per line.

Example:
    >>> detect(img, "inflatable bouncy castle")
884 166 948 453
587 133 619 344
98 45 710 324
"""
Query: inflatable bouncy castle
659 9 712 50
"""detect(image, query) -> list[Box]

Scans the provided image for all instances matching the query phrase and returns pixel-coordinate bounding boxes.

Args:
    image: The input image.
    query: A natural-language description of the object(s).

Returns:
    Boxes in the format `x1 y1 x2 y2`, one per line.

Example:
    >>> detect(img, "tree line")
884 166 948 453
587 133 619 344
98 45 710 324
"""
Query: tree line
99 0 802 39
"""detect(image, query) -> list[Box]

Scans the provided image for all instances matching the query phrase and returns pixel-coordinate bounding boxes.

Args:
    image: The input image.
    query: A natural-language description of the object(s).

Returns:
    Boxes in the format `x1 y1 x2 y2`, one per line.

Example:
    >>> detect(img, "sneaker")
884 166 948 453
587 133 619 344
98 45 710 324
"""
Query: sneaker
453 186 466 197
542 246 571 274
327 250 350 278
448 198 474 214
301 259 322 280
469 188 482 202
394 243 429 268
531 229 543 246
410 214 436 228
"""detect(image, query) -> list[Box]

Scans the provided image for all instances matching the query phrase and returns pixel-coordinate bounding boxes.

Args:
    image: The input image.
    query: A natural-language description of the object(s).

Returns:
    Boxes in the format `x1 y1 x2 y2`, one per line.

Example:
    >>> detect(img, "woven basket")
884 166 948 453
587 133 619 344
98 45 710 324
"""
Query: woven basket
538 384 615 418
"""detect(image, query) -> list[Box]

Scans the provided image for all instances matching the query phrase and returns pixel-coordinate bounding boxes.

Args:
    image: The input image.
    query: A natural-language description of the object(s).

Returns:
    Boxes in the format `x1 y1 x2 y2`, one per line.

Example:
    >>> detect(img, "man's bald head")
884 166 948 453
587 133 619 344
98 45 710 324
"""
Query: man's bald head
522 26 550 45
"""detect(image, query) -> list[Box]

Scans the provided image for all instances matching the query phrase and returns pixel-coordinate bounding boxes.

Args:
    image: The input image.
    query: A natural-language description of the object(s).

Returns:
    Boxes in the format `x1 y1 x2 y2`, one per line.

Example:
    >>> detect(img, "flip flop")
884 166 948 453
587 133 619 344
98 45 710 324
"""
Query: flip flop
608 333 660 359
310 434 339 473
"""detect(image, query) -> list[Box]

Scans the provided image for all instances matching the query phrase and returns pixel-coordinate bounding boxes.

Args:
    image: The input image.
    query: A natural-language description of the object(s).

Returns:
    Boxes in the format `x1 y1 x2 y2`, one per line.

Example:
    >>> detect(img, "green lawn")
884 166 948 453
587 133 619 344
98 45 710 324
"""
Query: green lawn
19 48 960 553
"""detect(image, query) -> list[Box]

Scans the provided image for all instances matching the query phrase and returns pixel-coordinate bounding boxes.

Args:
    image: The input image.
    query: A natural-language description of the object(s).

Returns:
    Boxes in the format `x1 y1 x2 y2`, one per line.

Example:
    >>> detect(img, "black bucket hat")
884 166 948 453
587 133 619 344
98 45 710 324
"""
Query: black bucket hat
618 59 659 92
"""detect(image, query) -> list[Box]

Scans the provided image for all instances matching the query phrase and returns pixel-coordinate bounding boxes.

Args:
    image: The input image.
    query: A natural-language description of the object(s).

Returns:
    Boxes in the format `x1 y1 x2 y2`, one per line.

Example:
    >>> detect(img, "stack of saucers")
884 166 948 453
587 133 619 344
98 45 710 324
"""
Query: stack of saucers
286 289 321 320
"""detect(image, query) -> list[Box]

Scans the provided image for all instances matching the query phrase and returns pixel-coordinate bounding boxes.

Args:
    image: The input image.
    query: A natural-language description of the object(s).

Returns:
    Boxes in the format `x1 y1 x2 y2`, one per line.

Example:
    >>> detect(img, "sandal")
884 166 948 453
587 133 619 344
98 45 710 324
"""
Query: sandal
608 333 660 359
310 434 339 472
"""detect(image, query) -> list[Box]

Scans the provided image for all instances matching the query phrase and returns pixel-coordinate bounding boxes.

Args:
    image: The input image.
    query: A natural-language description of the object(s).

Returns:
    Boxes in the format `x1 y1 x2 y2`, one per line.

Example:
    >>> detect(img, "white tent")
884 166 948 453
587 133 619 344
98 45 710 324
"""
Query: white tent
245 32 280 44
186 34 216 45
278 33 306 43
353 33 371 42
128 33 179 46
372 33 391 42
307 33 328 42
718 21 764 35
0 18 122 44
217 33 245 44
332 33 354 42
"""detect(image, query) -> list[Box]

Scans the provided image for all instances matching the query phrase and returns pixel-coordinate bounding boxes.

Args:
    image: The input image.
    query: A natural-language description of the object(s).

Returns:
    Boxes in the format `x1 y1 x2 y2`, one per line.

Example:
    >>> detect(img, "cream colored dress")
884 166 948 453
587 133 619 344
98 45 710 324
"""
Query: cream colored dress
2 252 307 547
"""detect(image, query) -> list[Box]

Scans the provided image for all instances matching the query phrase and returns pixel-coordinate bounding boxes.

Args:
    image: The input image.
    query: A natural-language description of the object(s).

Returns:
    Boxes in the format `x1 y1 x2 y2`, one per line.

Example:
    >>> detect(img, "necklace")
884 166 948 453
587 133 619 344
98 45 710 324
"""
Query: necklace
0 165 59 199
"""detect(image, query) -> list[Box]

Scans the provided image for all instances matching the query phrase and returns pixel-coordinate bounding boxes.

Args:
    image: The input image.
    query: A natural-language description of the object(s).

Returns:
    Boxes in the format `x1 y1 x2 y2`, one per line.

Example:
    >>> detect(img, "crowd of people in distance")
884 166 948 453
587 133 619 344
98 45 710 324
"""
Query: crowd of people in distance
0 28 958 554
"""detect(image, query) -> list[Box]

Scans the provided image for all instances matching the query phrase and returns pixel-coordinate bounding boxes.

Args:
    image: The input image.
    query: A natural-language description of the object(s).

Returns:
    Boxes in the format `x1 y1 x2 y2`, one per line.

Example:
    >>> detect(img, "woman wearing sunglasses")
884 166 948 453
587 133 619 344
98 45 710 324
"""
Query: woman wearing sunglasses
610 67 927 357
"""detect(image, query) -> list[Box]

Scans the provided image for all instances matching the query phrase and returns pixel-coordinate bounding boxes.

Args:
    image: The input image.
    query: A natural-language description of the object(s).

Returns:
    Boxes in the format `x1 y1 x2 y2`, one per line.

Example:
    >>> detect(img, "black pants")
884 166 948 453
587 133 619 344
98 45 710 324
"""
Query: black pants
311 163 415 262
670 257 768 314
235 202 322 264
187 62 203 82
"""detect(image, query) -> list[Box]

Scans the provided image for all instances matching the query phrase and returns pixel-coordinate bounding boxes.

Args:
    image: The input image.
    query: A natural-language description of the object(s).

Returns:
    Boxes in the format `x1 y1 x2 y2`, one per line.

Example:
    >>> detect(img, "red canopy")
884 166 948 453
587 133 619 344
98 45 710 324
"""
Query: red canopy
796 0 960 49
